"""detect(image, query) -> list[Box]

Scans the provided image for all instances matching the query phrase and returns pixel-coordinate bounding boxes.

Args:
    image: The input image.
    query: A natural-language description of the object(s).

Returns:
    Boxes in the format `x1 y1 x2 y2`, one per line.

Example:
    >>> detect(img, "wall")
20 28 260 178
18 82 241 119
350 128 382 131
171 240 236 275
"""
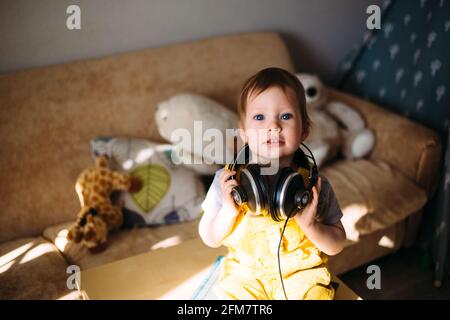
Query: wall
0 0 383 83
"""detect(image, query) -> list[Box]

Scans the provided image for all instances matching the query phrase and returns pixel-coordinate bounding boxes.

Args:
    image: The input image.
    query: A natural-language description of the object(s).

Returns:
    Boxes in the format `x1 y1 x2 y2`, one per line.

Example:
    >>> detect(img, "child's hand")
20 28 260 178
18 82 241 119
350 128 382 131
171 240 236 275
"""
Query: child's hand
296 176 322 230
219 169 240 215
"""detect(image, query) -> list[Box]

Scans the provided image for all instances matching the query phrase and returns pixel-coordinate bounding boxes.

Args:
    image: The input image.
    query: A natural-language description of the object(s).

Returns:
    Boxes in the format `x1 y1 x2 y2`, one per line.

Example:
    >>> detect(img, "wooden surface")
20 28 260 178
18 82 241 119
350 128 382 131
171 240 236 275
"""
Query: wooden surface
80 238 361 300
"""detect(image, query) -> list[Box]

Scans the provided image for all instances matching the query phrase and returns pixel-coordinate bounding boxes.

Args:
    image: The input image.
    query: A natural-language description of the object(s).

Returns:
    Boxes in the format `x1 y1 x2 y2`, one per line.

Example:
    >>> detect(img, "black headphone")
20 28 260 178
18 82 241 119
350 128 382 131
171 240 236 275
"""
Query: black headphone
225 143 319 221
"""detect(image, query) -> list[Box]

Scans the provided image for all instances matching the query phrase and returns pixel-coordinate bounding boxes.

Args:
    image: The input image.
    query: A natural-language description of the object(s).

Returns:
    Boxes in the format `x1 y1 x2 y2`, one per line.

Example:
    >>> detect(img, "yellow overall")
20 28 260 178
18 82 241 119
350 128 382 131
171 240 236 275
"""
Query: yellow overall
214 208 334 300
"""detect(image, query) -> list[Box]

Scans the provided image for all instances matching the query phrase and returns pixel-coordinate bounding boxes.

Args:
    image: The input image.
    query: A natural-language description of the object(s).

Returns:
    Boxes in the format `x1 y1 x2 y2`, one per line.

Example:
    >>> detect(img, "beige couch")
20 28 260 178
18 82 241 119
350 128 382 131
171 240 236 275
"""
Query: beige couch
0 32 442 299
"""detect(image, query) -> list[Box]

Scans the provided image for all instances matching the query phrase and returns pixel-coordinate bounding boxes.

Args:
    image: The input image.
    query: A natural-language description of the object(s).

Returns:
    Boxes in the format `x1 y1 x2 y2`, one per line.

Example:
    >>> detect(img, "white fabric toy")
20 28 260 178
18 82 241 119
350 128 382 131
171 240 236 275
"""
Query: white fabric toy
155 93 242 175
297 73 375 167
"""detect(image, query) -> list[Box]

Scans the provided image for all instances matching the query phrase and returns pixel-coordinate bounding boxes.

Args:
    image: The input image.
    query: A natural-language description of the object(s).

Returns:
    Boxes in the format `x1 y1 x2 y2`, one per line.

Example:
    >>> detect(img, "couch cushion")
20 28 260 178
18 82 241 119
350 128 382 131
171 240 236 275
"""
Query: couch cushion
43 219 200 270
322 159 427 241
328 89 443 195
328 220 406 275
0 237 73 299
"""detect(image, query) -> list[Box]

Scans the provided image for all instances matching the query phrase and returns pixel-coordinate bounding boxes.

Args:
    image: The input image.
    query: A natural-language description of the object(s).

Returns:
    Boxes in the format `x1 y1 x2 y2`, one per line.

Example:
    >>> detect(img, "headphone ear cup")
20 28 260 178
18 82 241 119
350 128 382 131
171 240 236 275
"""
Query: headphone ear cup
258 169 270 215
275 169 309 220
271 167 294 221
245 164 269 215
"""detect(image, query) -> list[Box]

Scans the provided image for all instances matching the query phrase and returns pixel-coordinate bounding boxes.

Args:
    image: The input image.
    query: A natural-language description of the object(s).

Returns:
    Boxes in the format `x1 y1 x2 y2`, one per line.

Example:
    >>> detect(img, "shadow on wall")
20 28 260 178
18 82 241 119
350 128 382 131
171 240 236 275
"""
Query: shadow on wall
280 31 337 84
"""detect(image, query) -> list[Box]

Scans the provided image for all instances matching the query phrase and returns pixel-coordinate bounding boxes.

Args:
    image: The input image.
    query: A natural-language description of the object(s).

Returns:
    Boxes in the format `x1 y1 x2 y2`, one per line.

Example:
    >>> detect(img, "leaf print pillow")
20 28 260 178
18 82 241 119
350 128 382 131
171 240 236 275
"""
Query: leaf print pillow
91 137 205 226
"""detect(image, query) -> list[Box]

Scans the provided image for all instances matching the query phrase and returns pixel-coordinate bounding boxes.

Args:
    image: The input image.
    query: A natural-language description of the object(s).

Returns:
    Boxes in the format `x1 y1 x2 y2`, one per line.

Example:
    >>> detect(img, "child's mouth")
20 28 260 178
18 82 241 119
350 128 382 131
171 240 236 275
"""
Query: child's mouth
265 138 285 146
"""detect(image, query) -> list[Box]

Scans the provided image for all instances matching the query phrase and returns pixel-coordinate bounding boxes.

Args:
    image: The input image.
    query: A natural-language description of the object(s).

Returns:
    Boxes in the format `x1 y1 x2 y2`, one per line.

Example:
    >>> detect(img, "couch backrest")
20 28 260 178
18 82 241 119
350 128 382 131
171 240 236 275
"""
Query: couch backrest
328 89 443 197
0 32 294 243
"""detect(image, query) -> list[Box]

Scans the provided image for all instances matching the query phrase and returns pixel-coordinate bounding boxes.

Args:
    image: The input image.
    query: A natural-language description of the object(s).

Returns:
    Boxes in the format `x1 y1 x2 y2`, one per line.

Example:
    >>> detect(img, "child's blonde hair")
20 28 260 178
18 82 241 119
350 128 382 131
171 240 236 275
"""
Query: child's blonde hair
238 67 311 138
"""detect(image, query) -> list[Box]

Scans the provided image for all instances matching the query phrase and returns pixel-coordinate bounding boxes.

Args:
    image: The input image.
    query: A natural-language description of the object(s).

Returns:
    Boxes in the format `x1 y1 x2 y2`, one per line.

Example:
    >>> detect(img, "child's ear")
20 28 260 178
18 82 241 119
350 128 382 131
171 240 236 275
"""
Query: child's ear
301 126 310 142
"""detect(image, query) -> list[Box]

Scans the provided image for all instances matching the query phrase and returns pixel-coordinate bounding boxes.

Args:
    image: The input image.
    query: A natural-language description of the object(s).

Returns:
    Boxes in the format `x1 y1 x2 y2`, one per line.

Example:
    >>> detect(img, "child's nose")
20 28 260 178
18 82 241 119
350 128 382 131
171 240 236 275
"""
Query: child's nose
268 119 281 132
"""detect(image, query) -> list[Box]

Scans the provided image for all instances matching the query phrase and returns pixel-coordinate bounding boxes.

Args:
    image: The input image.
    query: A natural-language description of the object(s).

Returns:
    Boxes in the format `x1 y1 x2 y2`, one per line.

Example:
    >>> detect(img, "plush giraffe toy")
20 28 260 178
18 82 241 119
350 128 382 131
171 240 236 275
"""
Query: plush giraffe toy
67 155 141 253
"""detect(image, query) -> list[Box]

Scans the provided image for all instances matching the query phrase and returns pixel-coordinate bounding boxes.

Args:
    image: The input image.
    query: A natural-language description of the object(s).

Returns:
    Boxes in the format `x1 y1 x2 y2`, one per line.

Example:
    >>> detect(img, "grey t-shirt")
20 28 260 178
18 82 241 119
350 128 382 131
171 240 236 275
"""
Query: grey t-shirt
201 168 343 225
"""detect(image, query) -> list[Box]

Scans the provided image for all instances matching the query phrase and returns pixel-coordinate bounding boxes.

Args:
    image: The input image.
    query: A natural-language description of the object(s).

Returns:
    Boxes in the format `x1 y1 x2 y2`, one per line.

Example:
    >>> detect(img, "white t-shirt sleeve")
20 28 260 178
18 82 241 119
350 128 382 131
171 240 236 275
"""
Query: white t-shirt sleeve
201 169 224 216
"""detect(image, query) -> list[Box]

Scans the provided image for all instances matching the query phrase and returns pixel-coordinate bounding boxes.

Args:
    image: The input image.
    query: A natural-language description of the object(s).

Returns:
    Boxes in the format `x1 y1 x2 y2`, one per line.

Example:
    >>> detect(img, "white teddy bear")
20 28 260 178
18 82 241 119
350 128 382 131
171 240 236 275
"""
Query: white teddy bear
155 93 242 175
297 73 375 167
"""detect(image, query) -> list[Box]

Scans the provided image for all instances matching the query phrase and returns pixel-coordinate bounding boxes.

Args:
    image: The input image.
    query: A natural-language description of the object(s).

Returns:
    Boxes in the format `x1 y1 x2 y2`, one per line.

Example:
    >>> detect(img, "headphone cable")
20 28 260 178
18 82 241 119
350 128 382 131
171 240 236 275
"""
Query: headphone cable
300 143 317 167
277 210 294 300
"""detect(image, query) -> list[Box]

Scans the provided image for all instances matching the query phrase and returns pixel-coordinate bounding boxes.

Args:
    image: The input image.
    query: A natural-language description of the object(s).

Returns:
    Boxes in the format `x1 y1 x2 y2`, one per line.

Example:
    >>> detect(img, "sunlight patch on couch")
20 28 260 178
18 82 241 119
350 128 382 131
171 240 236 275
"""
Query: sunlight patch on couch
151 235 182 250
341 204 369 242
20 242 55 264
0 242 34 269
378 235 395 249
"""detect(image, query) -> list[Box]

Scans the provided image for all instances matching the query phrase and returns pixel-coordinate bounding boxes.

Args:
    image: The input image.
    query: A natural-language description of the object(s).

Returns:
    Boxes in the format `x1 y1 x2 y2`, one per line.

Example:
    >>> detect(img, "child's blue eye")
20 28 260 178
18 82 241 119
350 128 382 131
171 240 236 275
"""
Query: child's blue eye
253 114 264 121
280 113 293 120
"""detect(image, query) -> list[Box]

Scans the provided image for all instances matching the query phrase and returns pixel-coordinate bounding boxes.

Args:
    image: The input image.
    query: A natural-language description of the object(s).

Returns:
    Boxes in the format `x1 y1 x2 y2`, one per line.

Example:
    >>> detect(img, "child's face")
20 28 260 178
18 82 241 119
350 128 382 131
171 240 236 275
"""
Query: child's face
240 86 304 165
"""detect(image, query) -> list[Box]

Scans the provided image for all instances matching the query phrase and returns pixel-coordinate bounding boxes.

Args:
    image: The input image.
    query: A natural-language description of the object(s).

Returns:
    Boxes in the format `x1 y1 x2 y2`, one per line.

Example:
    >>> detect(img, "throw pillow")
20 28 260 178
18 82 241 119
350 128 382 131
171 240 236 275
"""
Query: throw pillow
91 137 205 226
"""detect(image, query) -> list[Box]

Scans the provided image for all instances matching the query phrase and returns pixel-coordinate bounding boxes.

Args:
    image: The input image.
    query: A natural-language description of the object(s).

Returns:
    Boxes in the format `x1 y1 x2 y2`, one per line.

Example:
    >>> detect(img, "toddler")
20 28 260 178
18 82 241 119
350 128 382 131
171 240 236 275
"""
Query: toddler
199 67 346 300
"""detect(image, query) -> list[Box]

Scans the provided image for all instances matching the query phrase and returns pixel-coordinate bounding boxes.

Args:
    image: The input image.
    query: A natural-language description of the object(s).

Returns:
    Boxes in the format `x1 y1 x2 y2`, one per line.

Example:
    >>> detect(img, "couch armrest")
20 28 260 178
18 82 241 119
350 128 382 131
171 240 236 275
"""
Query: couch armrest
328 89 443 197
